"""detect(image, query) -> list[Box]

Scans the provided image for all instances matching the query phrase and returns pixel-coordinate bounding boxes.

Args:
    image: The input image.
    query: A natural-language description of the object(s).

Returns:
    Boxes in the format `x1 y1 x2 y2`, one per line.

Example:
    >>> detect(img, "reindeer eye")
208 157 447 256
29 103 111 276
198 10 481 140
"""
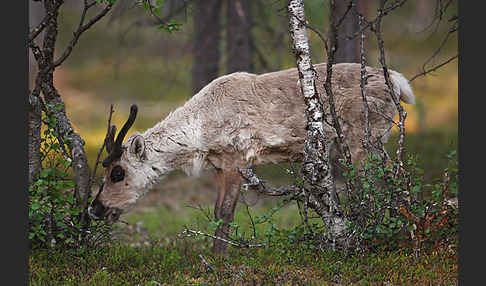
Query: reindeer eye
110 166 125 183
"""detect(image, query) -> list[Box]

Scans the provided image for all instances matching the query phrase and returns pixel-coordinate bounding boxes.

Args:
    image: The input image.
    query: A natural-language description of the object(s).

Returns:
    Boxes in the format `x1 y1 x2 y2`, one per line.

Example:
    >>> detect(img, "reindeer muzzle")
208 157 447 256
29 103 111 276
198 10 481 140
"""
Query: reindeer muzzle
88 183 122 223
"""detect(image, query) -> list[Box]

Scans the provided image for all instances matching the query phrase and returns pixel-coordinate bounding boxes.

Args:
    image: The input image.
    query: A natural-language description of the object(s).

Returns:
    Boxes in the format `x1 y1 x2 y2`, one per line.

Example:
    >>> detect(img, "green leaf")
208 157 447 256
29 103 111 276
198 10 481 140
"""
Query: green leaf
31 202 41 211
39 169 51 179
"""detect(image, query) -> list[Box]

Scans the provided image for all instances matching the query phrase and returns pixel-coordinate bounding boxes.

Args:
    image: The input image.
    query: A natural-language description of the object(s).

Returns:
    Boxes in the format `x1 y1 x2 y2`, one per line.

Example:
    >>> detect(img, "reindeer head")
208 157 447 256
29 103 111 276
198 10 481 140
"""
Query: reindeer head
89 105 155 223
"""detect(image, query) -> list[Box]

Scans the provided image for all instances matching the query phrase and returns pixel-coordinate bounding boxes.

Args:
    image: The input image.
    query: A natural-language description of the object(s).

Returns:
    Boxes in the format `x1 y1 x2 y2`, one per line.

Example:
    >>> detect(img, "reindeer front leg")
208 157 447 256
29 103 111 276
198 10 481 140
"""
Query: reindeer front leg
212 168 242 254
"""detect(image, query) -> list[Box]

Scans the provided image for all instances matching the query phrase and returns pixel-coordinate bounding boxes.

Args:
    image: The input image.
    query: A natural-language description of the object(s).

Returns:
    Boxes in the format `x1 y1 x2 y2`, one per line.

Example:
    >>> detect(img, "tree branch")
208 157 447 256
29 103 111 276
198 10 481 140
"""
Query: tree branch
358 13 371 152
373 0 408 177
345 0 408 40
28 0 63 44
238 168 301 197
53 1 114 67
409 54 458 82
89 104 115 190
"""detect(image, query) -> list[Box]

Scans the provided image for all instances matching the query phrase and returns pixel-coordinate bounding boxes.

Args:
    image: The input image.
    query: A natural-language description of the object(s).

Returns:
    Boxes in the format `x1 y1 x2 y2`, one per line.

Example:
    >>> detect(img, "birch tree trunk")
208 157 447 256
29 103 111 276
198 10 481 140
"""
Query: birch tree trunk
288 0 350 251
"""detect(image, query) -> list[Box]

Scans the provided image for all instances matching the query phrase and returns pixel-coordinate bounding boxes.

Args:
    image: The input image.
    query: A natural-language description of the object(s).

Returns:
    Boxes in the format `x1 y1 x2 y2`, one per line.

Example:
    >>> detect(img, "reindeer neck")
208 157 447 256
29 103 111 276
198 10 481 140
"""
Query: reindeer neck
141 103 208 175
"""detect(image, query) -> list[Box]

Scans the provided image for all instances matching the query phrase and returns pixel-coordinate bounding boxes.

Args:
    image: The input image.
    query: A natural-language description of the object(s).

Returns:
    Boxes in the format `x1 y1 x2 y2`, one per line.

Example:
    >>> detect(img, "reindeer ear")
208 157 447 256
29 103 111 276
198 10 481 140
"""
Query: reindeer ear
129 135 146 159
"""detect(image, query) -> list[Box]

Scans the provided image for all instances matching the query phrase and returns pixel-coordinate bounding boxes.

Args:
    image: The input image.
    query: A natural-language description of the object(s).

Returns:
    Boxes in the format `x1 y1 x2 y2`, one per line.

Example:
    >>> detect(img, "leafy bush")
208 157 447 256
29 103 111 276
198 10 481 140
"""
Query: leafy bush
342 150 458 251
29 108 112 249
224 149 459 254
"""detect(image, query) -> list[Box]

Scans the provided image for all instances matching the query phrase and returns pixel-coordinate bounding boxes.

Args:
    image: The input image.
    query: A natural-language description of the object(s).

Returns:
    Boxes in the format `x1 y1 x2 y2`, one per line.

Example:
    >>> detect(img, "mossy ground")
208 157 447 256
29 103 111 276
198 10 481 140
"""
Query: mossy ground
29 215 457 286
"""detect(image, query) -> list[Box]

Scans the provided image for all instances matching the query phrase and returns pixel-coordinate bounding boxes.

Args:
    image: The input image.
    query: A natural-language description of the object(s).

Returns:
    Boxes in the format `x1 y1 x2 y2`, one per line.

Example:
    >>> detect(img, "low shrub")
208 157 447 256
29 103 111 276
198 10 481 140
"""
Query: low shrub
341 150 458 251
29 108 112 249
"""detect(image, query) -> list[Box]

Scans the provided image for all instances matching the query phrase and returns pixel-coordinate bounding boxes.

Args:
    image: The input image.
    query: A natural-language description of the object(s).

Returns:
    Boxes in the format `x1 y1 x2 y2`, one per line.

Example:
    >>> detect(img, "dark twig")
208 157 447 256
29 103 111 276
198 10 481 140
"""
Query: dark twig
89 104 115 190
185 204 214 222
245 204 257 239
144 0 168 26
53 1 114 67
141 0 190 30
29 16 49 43
410 54 458 82
324 0 353 168
29 15 49 44
28 0 63 44
79 104 114 241
419 0 456 37
373 1 408 177
334 0 355 29
420 20 457 75
358 13 371 152
109 0 193 41
345 0 408 40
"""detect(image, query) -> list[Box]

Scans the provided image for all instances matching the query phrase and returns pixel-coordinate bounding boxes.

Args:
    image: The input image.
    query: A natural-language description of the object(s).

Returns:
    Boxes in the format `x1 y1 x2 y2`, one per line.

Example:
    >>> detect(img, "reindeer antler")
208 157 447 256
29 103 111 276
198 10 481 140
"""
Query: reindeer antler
115 105 138 146
102 105 138 167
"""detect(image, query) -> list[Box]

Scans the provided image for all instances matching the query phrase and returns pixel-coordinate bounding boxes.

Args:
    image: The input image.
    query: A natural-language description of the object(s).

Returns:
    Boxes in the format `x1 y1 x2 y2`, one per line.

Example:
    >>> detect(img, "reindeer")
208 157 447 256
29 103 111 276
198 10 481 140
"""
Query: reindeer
88 63 415 253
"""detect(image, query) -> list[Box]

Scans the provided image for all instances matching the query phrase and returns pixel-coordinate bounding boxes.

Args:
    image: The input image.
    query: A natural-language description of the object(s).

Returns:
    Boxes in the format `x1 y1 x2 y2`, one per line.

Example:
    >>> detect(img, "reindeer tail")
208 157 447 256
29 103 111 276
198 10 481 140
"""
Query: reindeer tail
389 70 415 104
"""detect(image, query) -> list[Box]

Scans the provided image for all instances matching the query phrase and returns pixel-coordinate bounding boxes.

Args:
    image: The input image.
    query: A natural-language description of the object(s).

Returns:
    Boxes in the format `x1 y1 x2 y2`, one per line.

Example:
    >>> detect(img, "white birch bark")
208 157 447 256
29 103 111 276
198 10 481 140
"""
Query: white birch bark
288 0 349 250
288 0 331 191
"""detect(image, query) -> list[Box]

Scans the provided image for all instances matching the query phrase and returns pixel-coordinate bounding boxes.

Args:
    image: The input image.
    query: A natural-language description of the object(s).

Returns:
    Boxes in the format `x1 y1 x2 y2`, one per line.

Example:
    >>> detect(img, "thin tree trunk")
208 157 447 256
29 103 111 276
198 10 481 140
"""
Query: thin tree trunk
28 1 45 185
28 95 42 186
288 0 349 251
288 0 334 204
226 0 252 73
191 0 222 95
37 0 91 208
29 1 45 89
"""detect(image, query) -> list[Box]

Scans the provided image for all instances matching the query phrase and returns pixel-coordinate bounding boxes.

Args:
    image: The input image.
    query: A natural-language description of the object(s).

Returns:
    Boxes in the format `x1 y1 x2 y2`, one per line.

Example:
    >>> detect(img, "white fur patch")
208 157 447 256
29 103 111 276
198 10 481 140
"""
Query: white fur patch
190 152 206 177
389 70 415 104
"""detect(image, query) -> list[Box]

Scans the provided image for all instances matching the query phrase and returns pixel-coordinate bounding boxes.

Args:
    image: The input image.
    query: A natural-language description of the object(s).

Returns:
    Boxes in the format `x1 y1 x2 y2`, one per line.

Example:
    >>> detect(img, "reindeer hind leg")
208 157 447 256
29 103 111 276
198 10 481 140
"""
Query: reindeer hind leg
212 168 242 254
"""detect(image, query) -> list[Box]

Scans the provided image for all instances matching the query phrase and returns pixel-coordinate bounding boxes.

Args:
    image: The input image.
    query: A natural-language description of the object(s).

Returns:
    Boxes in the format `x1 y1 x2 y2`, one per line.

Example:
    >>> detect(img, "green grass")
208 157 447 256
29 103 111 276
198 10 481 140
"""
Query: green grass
29 239 457 285
30 131 458 284
30 199 458 285
121 203 309 242
386 128 458 182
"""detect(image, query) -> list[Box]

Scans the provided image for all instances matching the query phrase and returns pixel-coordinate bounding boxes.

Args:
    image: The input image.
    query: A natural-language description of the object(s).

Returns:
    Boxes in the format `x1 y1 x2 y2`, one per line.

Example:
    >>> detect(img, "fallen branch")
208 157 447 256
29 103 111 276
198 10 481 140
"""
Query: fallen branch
178 228 266 248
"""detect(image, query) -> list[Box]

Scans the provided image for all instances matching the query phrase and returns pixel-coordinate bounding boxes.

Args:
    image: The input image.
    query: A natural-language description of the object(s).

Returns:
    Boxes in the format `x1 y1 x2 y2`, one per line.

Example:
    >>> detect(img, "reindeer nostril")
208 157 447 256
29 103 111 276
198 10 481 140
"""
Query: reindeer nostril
89 199 107 220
